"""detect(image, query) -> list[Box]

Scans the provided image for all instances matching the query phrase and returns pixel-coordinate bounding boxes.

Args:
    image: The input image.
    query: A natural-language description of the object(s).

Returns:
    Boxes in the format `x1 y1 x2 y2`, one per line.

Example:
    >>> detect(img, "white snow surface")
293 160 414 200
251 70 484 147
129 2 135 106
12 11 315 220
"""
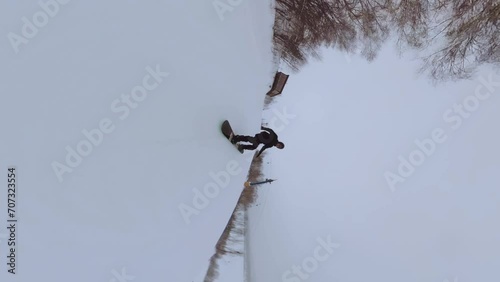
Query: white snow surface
0 1 275 281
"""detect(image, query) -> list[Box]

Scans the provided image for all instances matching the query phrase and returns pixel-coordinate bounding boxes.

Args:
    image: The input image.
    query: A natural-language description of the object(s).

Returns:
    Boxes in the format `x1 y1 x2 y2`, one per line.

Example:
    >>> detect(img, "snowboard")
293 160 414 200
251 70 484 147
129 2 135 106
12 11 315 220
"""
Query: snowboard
221 120 244 154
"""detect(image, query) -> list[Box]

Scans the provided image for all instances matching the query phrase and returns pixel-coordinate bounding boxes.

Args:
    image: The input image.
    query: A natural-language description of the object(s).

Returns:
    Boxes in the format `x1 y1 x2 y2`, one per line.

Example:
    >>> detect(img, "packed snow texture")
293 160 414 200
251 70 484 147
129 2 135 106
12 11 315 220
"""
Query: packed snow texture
0 1 275 281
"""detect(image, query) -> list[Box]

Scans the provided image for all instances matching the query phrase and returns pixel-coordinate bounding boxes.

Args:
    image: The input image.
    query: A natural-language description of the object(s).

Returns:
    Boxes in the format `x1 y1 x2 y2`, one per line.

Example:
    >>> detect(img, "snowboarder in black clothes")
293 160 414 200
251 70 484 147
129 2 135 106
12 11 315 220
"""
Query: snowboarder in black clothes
231 126 284 157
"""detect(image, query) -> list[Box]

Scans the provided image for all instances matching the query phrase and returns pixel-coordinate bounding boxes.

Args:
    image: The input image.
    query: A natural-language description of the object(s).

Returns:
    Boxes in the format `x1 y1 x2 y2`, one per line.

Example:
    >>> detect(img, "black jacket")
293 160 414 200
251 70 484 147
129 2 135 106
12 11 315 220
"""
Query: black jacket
256 127 278 157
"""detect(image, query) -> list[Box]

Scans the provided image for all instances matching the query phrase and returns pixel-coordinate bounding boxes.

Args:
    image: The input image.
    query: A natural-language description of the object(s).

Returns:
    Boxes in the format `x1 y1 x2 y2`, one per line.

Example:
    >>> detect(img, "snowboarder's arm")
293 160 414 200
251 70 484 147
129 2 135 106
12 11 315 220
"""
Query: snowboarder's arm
256 144 271 158
261 126 276 135
261 125 272 131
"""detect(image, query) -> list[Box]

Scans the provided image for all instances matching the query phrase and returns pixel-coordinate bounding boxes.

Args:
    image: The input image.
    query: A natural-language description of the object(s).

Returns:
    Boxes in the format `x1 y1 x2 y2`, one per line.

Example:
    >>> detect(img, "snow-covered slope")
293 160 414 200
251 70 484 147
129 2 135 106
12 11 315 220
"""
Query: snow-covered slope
0 1 274 281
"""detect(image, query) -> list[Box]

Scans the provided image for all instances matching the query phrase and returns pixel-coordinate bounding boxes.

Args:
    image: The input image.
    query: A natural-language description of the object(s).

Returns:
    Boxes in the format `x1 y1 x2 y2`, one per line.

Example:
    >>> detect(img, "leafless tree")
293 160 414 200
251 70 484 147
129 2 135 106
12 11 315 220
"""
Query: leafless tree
273 0 500 82
273 0 390 71
418 0 500 81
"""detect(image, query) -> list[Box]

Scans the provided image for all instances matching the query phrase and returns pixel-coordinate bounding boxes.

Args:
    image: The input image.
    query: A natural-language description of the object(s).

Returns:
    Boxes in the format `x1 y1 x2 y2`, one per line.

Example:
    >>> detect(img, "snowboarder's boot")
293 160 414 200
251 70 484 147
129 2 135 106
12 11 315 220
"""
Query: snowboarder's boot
230 133 238 144
237 144 244 153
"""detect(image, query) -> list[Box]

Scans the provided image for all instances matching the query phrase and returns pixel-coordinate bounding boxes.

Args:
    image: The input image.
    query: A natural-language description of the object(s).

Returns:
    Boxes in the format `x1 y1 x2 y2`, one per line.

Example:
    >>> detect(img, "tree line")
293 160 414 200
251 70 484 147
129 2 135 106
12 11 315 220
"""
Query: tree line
273 0 499 81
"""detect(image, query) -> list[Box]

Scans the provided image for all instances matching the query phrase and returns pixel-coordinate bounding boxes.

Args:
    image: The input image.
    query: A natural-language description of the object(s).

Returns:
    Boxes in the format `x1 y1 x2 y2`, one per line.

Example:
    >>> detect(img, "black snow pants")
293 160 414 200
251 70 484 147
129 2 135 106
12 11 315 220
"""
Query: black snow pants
232 134 260 150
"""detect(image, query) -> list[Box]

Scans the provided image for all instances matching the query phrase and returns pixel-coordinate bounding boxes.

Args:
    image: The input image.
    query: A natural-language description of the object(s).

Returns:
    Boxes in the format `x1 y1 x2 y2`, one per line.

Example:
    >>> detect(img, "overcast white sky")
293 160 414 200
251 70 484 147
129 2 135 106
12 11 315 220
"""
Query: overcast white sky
249 42 500 282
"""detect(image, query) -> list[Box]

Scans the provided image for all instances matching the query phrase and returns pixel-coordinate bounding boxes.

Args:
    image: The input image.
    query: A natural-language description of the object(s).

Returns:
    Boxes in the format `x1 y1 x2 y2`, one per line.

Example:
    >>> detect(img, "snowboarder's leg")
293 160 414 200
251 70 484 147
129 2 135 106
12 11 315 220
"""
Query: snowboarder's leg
232 135 253 144
251 135 261 145
238 143 259 151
